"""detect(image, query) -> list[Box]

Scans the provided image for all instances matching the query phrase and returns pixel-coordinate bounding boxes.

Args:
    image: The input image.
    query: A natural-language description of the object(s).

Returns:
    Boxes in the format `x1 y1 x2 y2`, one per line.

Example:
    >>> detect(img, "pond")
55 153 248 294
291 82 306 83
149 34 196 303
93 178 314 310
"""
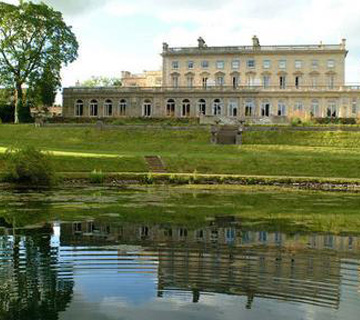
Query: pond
0 186 360 320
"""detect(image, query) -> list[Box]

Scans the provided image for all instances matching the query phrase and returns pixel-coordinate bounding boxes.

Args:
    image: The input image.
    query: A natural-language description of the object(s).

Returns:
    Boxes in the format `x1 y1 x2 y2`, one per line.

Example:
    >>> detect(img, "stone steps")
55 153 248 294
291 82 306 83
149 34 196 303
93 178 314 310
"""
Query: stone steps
144 156 167 173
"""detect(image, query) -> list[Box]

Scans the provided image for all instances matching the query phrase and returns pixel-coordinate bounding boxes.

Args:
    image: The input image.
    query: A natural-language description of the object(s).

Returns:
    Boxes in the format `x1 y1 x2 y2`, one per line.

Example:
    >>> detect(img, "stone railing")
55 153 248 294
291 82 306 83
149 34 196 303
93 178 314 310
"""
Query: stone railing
163 44 344 55
64 85 360 94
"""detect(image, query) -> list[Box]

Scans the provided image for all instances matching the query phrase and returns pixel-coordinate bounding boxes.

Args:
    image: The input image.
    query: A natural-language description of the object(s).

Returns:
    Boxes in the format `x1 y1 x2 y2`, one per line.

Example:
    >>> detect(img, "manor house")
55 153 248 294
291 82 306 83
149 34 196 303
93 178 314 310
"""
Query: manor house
62 36 360 122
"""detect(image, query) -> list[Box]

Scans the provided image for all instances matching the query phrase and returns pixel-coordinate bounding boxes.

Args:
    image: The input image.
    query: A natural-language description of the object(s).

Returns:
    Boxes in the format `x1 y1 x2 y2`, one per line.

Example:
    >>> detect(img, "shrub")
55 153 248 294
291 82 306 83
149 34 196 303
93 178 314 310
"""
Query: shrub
89 169 105 184
4 147 55 186
0 104 15 123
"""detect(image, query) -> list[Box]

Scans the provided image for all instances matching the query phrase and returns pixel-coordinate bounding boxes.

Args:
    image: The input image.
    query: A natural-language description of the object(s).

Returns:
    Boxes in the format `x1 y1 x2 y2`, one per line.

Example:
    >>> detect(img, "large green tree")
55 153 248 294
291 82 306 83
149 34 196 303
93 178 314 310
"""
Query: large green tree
0 1 78 123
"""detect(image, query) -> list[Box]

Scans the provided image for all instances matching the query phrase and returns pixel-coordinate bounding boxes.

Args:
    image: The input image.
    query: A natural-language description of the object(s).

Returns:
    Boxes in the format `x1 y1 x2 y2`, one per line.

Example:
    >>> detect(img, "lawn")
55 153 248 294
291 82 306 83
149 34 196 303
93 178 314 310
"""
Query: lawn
0 124 360 179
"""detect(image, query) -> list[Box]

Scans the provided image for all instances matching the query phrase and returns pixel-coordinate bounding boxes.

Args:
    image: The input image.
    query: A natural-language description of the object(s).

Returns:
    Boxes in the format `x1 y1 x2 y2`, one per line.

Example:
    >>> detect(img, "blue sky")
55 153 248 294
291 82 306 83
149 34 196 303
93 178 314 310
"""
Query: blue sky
4 0 360 90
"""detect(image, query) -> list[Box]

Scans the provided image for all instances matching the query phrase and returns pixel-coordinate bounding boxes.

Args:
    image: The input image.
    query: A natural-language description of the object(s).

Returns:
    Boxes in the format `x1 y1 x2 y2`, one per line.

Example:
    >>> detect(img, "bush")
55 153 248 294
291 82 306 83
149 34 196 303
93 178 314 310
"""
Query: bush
0 104 15 123
4 147 55 186
89 169 105 184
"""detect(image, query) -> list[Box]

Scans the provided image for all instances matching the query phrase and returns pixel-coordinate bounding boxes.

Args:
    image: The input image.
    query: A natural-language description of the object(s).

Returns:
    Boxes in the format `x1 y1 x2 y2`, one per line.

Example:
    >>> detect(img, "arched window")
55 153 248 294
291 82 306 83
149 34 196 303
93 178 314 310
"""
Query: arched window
75 99 83 117
228 99 238 117
278 101 286 116
166 99 175 117
143 99 152 117
327 101 337 118
119 99 127 116
182 99 190 117
212 99 222 116
198 99 206 116
104 99 113 117
90 99 98 117
261 101 271 117
310 99 319 117
245 100 254 117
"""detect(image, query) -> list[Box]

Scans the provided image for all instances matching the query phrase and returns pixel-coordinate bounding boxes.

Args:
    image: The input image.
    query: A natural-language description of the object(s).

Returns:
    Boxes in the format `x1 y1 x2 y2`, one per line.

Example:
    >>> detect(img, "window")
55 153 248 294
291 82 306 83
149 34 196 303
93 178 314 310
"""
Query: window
352 99 357 115
104 99 113 117
201 60 209 68
172 61 179 69
279 76 286 89
232 60 240 69
294 101 303 113
216 60 225 69
295 60 302 69
261 102 271 117
232 76 239 88
311 76 318 88
247 75 255 87
295 76 301 89
198 99 206 116
228 99 238 117
312 60 319 69
278 101 286 116
202 77 208 88
279 60 286 69
212 99 222 116
119 99 127 116
216 76 224 87
172 75 179 88
263 60 271 69
166 99 175 117
75 99 83 117
247 59 255 68
188 61 194 69
310 99 319 117
263 76 270 88
186 76 194 88
328 75 335 89
245 100 254 116
143 99 152 117
90 99 98 117
327 59 335 68
327 101 337 118
182 99 190 117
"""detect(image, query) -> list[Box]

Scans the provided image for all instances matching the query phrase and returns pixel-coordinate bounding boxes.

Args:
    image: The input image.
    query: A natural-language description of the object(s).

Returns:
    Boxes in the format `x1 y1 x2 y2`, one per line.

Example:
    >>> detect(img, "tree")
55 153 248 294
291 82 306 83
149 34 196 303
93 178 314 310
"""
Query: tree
0 1 78 123
80 76 122 87
27 61 61 109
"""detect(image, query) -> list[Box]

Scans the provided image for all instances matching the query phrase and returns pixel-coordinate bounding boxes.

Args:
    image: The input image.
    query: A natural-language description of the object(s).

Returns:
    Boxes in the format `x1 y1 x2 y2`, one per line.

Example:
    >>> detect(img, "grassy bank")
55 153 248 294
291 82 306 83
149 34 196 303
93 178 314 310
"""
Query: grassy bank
0 124 360 179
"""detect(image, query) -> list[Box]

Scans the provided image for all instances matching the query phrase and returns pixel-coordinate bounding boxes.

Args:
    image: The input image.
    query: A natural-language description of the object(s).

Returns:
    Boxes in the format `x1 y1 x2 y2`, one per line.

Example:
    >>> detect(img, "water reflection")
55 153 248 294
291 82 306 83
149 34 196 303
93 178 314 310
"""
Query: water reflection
1 217 360 319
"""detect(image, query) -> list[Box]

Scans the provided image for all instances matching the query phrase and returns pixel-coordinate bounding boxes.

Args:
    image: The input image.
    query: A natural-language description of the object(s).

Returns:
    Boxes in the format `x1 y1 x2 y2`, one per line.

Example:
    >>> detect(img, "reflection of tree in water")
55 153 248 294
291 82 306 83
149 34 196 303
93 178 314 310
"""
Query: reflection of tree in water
0 226 73 320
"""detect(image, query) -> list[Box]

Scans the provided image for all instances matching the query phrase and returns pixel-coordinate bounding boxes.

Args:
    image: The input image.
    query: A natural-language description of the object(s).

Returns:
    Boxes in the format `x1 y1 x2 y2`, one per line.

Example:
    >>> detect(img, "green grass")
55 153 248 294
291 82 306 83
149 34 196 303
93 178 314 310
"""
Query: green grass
0 124 360 178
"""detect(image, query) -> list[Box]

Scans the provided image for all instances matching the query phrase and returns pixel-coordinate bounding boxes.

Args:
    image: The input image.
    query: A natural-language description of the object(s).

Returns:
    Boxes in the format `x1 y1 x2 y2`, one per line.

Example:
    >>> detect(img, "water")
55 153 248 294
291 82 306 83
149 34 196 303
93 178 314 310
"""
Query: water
0 186 360 320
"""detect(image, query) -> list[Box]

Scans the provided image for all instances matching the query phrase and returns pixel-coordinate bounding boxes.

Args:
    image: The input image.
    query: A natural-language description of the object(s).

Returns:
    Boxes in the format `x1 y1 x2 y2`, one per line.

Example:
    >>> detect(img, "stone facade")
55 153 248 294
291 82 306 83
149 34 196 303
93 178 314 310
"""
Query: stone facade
121 70 162 87
62 36 360 121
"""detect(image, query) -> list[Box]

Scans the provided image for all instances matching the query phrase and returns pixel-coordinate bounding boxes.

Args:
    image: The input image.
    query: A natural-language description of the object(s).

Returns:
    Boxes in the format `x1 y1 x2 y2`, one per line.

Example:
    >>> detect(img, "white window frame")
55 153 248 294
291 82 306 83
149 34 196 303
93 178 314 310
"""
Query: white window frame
119 99 127 116
295 60 302 69
277 101 286 116
232 60 240 69
279 60 286 69
263 60 271 69
247 59 255 69
75 100 84 117
172 61 179 69
201 60 209 68
104 99 113 117
216 60 225 69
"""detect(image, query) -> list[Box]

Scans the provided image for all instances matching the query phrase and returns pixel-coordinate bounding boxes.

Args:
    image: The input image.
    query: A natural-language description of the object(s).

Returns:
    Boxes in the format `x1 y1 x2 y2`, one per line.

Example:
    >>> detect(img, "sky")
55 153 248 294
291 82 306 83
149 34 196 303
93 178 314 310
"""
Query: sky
3 0 360 99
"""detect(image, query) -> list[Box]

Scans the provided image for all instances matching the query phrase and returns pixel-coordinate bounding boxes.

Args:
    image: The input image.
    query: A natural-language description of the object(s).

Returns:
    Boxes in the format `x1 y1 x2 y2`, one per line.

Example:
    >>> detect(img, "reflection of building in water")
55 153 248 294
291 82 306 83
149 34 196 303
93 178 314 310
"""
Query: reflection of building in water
60 219 360 309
